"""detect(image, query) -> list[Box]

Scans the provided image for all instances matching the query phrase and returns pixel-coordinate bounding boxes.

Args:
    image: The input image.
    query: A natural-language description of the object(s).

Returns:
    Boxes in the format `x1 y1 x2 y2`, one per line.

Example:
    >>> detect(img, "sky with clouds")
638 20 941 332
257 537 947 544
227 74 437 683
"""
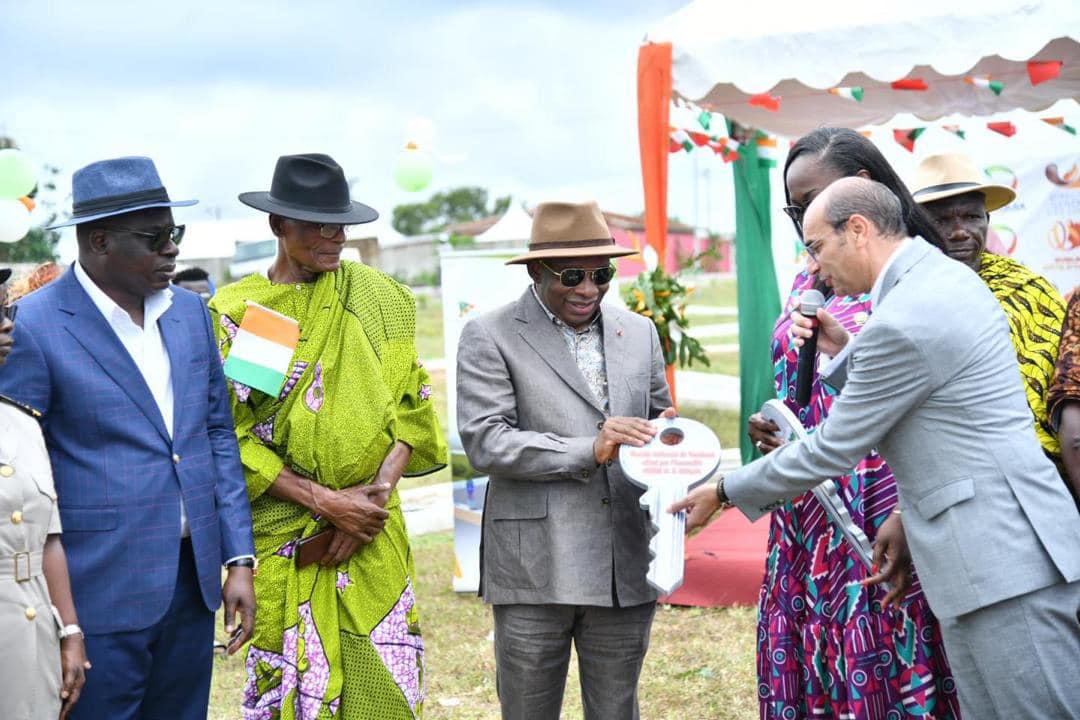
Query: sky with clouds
2 0 740 260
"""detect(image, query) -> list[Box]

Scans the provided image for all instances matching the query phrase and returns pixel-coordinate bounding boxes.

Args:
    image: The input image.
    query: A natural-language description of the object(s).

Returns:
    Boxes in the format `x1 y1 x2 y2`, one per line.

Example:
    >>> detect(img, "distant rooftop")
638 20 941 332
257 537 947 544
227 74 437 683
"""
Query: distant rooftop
446 208 697 237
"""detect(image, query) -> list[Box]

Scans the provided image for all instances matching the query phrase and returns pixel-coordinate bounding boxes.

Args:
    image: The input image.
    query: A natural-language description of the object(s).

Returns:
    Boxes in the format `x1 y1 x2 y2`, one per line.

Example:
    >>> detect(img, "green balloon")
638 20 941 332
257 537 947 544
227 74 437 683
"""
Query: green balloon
0 149 37 199
393 148 433 192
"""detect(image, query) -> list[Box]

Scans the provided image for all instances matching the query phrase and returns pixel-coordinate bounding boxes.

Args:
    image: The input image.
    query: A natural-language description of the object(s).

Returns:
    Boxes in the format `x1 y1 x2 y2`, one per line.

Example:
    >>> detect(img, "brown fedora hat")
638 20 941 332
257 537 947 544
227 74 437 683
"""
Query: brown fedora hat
911 153 1016 212
506 201 636 265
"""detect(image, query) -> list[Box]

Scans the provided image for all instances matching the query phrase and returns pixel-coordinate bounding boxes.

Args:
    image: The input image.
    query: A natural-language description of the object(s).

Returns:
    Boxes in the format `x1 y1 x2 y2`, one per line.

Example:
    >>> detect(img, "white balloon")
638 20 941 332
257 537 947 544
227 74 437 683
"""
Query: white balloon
0 199 32 243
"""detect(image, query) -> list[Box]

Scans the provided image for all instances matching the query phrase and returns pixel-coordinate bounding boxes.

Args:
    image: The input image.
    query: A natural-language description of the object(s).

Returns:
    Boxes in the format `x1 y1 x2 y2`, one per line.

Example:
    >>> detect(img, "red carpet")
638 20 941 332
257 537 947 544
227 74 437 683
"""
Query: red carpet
660 510 771 607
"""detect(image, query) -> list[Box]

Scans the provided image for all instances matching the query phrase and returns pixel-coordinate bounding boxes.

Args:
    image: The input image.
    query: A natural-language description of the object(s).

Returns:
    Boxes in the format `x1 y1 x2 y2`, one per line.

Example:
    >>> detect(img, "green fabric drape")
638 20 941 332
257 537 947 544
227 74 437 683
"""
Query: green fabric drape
730 121 782 464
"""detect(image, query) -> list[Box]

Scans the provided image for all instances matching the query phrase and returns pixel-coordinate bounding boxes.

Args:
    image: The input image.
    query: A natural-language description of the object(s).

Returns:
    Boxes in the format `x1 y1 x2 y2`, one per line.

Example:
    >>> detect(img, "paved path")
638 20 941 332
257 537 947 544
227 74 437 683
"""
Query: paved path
675 370 740 408
691 321 739 338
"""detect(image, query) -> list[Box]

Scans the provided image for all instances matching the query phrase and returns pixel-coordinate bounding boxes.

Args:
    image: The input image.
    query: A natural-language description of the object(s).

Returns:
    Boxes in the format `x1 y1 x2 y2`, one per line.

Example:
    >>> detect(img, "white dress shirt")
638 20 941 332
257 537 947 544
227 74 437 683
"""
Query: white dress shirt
74 262 190 538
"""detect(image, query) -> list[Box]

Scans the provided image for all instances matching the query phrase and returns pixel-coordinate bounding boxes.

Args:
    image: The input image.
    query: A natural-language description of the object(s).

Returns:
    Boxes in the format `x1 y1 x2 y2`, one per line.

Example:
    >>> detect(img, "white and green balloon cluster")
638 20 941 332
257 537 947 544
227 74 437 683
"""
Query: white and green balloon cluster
0 149 37 243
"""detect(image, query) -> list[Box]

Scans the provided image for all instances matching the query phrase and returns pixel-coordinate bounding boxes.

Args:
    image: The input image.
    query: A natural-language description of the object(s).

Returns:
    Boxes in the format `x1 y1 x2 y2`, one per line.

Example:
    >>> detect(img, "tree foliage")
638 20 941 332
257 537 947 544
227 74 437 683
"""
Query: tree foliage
392 186 511 236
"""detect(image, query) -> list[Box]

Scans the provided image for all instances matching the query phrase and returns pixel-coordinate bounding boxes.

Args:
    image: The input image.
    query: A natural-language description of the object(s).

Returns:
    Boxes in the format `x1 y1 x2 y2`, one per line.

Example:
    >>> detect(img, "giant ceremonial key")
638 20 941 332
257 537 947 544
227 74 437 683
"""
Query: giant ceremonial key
619 417 722 594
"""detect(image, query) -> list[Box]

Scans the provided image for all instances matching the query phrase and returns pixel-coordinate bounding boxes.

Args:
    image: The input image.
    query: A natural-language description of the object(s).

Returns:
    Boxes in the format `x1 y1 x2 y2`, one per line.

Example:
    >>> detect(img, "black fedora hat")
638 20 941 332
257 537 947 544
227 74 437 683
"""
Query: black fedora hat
239 153 378 224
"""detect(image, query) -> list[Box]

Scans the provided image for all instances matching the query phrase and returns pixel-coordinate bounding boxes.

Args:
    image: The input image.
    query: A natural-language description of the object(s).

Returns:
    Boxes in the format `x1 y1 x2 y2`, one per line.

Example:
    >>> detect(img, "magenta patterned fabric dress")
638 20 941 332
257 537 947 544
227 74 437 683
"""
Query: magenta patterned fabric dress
757 271 962 720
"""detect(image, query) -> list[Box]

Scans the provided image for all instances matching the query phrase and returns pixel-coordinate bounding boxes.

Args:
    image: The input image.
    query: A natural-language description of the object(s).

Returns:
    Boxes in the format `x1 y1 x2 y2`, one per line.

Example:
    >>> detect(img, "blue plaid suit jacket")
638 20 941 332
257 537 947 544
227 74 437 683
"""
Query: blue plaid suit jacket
0 266 254 633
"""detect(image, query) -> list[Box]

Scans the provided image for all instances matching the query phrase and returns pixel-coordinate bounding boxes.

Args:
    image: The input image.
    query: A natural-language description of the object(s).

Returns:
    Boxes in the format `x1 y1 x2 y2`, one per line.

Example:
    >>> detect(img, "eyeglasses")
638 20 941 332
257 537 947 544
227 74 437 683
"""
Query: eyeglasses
782 205 805 237
293 221 350 239
802 218 849 261
110 225 185 252
540 261 616 288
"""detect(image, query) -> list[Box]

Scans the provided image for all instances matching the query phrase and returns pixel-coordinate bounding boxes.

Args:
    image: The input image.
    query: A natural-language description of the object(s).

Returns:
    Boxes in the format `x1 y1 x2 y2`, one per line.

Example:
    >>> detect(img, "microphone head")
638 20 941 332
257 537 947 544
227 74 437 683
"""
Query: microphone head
799 288 826 315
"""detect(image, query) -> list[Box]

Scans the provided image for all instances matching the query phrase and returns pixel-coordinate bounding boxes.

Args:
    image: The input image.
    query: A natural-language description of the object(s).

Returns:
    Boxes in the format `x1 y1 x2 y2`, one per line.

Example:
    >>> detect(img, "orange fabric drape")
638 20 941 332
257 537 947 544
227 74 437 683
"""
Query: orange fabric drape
637 42 676 404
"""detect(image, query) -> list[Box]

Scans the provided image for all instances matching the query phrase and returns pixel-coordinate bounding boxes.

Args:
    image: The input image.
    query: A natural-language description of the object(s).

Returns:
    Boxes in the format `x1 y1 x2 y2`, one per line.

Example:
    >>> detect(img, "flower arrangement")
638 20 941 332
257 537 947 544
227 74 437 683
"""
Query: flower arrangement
621 263 711 369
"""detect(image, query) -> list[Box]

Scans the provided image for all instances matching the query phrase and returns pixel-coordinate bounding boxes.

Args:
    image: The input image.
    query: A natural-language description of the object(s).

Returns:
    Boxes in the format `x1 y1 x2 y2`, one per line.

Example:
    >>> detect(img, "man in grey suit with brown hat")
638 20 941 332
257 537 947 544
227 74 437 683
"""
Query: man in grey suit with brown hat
673 177 1080 719
457 200 674 720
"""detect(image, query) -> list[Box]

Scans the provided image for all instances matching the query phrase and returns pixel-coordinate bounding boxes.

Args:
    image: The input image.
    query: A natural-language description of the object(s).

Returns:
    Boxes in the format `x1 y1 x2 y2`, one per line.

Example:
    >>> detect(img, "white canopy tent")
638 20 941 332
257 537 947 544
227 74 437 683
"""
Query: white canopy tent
474 202 533 244
636 0 1080 458
645 0 1080 138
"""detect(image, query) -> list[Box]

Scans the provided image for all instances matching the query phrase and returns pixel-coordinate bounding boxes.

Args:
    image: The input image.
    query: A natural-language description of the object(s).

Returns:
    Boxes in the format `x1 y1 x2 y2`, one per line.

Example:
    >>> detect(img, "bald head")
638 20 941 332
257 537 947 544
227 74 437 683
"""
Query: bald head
801 177 909 297
805 176 905 241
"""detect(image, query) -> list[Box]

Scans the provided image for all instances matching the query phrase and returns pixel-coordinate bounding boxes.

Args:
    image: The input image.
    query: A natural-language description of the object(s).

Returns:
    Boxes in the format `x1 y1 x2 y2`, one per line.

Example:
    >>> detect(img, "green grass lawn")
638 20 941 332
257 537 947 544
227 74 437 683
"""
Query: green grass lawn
690 351 739 377
414 293 445 362
685 276 737 308
209 531 758 719
679 404 742 451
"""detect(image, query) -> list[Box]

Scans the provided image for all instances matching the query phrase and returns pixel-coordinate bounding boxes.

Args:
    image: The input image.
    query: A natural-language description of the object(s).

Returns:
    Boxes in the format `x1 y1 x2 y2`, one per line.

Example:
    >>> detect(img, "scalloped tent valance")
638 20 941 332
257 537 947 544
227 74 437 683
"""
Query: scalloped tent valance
645 0 1080 138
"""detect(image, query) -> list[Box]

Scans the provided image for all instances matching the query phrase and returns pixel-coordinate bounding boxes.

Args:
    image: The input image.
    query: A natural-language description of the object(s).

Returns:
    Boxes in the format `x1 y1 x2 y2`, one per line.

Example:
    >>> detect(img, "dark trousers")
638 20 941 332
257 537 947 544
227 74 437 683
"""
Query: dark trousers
71 539 215 720
493 601 656 720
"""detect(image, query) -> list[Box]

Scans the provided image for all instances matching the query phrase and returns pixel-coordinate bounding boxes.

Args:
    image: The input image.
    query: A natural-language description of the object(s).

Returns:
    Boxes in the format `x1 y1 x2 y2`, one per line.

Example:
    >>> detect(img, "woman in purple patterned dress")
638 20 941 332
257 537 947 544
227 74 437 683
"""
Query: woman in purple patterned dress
748 128 961 719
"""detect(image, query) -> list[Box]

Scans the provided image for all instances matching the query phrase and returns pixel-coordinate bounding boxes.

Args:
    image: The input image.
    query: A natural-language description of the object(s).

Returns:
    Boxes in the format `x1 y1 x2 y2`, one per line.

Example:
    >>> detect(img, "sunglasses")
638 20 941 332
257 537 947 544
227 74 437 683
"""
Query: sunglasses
294 221 350 239
782 205 805 237
110 224 185 252
540 261 616 288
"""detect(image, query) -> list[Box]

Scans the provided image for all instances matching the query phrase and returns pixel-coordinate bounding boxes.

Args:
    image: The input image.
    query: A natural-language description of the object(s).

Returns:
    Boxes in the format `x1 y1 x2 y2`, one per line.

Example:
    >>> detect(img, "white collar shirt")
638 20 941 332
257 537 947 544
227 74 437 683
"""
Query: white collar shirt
73 262 189 537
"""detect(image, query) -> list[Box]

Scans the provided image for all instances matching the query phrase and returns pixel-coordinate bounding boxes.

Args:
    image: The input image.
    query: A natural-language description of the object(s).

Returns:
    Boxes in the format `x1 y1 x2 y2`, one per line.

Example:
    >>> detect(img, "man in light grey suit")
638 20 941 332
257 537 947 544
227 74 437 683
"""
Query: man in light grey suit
457 201 673 720
673 177 1080 719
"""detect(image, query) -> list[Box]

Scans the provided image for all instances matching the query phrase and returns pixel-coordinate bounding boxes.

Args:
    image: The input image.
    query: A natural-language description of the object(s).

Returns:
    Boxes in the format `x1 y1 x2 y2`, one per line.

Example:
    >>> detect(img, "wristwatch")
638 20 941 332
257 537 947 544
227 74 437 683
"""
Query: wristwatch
225 557 257 570
714 474 734 509
58 624 83 640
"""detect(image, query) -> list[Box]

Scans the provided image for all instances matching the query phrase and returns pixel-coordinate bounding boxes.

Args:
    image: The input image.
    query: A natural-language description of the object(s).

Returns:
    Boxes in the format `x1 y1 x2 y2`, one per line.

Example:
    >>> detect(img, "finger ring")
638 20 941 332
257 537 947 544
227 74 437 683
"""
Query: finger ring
755 440 764 450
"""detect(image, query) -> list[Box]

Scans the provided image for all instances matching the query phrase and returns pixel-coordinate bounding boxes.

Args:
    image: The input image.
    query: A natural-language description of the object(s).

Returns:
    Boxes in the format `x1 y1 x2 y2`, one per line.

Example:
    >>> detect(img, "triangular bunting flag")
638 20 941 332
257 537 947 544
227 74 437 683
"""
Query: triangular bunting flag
755 132 778 168
697 110 712 131
669 128 694 153
893 127 925 153
749 93 781 112
716 137 740 163
987 121 1017 138
964 75 1004 96
942 124 967 140
1027 60 1063 86
890 78 928 91
688 131 713 147
829 86 864 102
1042 117 1077 135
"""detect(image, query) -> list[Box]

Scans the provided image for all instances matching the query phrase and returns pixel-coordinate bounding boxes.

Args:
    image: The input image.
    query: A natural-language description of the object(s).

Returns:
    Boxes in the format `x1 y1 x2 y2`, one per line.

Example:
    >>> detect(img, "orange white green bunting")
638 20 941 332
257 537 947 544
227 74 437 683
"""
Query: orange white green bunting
942 125 967 140
893 127 925 153
1043 117 1077 135
755 132 778 168
965 75 1004 96
669 128 694 153
223 301 301 396
829 86 864 102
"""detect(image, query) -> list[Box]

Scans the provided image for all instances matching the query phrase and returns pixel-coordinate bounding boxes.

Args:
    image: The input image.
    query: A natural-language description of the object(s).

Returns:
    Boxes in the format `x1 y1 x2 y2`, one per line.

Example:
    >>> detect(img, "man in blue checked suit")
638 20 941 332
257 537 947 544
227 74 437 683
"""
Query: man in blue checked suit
0 157 256 720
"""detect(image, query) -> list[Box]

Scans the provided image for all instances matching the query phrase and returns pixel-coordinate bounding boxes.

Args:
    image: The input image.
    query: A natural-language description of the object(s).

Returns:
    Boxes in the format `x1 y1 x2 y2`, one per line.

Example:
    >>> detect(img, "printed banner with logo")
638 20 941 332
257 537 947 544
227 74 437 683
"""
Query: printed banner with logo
986 157 1080 296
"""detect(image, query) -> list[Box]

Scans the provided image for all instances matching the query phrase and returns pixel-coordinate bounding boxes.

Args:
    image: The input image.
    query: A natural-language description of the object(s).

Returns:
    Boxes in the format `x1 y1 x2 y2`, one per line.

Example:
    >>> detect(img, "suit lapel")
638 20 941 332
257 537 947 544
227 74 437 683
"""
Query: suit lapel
57 269 171 443
877 238 934 307
159 307 185 438
515 289 605 414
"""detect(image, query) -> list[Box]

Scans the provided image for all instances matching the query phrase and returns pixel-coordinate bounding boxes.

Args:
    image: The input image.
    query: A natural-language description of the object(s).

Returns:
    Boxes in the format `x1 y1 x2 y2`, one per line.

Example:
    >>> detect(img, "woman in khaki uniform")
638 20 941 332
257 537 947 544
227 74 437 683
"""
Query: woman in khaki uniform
0 266 89 719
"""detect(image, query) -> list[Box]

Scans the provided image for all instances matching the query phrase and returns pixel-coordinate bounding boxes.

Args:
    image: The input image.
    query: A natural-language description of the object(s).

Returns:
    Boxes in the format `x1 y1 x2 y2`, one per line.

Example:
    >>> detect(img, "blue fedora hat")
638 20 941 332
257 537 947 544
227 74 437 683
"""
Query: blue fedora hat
48 156 197 229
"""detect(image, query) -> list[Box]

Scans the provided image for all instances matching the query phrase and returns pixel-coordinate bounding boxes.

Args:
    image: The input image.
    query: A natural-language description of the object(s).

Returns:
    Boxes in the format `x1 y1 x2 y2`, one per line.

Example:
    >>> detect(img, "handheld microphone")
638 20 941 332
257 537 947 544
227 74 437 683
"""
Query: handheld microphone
795 288 827 408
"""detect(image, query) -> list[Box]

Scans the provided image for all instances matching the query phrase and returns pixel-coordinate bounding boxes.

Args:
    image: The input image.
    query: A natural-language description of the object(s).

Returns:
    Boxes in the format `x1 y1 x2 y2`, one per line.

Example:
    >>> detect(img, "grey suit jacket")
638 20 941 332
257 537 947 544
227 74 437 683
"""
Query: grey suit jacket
725 238 1080 619
457 288 671 607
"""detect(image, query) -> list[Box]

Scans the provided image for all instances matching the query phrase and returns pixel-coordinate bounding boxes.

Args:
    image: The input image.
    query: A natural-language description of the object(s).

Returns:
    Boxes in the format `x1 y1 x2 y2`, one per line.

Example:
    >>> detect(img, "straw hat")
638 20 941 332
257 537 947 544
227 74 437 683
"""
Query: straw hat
505 201 635 265
911 153 1015 212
